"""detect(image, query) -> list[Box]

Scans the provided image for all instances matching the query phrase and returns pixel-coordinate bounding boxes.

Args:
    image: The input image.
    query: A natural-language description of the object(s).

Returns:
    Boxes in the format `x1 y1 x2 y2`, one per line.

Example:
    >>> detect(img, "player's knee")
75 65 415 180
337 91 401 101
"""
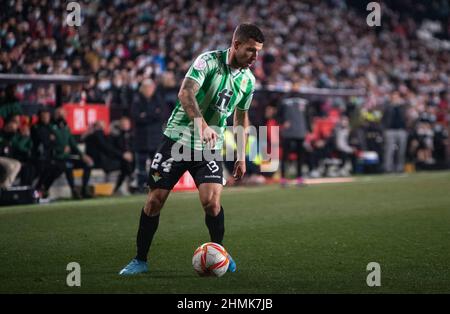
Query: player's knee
144 195 164 216
202 199 221 216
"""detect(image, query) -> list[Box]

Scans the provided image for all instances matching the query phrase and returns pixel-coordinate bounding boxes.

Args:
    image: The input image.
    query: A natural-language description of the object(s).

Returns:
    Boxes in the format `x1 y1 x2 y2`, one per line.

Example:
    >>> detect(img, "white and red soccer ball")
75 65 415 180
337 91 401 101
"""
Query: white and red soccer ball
192 242 230 277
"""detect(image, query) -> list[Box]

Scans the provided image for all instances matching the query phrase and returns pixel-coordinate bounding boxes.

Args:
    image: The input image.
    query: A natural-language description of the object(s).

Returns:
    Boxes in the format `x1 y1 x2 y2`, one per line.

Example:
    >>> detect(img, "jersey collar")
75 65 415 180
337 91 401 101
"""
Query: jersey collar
225 49 245 77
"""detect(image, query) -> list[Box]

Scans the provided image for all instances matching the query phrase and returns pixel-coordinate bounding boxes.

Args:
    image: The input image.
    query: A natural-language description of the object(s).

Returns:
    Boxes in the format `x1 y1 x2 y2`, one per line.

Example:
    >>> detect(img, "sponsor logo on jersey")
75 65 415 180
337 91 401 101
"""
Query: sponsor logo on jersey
204 175 221 179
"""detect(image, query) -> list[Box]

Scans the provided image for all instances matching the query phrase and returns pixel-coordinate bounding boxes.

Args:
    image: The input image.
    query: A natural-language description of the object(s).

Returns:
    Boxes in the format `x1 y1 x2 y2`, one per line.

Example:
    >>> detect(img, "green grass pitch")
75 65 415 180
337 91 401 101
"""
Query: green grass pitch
0 171 449 293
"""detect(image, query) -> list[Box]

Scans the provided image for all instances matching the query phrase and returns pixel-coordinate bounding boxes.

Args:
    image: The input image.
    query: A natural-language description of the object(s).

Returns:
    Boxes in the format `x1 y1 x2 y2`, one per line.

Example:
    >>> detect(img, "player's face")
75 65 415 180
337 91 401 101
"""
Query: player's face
234 39 263 68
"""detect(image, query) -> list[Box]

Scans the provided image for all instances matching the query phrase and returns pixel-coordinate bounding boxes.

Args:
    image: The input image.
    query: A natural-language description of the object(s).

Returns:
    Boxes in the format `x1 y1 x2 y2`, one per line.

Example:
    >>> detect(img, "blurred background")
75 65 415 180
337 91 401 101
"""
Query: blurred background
0 0 449 202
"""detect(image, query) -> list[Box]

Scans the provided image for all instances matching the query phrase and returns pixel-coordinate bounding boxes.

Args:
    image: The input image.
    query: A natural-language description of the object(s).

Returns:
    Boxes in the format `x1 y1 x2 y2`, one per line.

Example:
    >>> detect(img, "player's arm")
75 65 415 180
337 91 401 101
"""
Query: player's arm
177 77 218 148
177 78 203 122
232 108 249 180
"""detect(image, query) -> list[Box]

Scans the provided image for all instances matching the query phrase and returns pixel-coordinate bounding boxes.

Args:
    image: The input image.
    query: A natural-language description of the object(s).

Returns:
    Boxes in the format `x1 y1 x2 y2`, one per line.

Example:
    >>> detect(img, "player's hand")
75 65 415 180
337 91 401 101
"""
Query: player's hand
202 125 218 149
232 160 246 181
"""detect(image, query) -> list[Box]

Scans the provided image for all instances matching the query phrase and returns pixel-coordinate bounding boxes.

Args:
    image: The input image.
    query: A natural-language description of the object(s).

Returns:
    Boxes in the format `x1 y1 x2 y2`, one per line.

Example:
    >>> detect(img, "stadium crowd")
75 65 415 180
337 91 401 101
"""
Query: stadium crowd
0 0 449 195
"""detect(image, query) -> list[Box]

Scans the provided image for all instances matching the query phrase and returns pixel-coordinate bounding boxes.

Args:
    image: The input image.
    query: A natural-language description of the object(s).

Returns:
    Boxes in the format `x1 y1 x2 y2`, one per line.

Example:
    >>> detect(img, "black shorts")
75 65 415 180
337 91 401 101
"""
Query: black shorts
147 136 224 190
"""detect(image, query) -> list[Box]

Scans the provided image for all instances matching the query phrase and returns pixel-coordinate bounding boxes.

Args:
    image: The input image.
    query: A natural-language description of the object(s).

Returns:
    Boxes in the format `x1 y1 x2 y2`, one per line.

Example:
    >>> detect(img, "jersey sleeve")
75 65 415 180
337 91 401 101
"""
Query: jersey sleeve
237 89 254 111
185 54 214 87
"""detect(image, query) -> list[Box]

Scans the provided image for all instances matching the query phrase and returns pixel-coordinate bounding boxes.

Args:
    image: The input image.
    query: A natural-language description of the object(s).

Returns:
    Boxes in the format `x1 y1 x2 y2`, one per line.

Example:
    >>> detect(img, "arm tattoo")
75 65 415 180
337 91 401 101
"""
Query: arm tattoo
178 78 202 120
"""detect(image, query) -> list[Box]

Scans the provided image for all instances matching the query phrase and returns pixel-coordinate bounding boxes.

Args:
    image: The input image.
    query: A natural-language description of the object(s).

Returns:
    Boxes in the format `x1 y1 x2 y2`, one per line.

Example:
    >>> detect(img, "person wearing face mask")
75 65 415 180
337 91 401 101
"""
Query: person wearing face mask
83 77 103 103
85 73 110 104
5 33 16 50
98 78 111 92
110 73 129 120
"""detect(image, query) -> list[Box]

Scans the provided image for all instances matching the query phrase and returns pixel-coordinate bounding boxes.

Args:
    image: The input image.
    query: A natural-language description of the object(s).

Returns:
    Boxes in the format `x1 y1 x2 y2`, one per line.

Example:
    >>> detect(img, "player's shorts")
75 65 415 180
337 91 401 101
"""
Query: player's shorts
147 135 224 190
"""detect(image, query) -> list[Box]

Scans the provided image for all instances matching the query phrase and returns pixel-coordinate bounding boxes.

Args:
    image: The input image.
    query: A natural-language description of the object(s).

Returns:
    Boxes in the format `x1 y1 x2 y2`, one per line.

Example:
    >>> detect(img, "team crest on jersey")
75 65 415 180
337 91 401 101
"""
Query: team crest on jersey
241 77 249 92
193 58 207 71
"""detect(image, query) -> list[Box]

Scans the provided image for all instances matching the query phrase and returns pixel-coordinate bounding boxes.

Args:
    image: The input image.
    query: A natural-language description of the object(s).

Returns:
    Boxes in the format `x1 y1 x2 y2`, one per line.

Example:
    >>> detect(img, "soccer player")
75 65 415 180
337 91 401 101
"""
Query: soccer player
119 23 264 275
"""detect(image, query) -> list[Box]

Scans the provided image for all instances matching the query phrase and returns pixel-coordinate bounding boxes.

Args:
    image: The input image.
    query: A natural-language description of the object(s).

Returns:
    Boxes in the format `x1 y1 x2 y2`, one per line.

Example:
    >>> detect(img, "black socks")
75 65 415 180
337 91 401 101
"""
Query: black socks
136 208 160 262
135 205 224 262
205 206 225 245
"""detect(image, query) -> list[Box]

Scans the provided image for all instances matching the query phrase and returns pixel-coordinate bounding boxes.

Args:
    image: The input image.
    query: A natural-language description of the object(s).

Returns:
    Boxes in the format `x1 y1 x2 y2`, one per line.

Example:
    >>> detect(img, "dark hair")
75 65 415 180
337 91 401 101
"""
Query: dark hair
233 23 264 43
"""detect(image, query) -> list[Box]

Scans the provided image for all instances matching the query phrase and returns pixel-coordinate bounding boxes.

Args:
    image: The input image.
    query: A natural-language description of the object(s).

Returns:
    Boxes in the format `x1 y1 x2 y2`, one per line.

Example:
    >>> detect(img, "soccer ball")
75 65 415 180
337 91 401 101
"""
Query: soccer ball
192 242 230 277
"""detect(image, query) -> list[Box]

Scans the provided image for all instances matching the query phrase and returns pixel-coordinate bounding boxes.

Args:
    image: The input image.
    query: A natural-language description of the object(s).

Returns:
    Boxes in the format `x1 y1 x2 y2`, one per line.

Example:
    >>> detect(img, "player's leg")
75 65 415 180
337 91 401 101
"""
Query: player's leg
119 136 186 275
191 158 236 272
198 183 224 245
135 188 171 262
198 182 235 271
119 188 171 275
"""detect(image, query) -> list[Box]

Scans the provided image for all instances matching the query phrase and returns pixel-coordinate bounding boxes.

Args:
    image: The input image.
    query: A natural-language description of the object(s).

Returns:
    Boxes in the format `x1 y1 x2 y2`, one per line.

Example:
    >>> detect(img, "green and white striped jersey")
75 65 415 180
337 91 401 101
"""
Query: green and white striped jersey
164 49 255 150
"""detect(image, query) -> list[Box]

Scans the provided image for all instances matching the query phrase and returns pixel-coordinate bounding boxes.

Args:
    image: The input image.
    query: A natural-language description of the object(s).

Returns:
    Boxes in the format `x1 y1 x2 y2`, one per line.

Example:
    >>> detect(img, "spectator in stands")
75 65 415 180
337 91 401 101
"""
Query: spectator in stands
409 116 435 169
437 90 449 127
14 124 34 185
0 0 448 106
0 0 448 184
109 72 132 121
305 114 337 178
31 107 60 198
84 120 134 193
111 116 134 195
0 85 23 119
279 97 310 186
382 91 408 173
0 117 22 188
52 107 94 199
335 116 357 176
0 115 34 185
84 121 121 175
130 78 165 193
